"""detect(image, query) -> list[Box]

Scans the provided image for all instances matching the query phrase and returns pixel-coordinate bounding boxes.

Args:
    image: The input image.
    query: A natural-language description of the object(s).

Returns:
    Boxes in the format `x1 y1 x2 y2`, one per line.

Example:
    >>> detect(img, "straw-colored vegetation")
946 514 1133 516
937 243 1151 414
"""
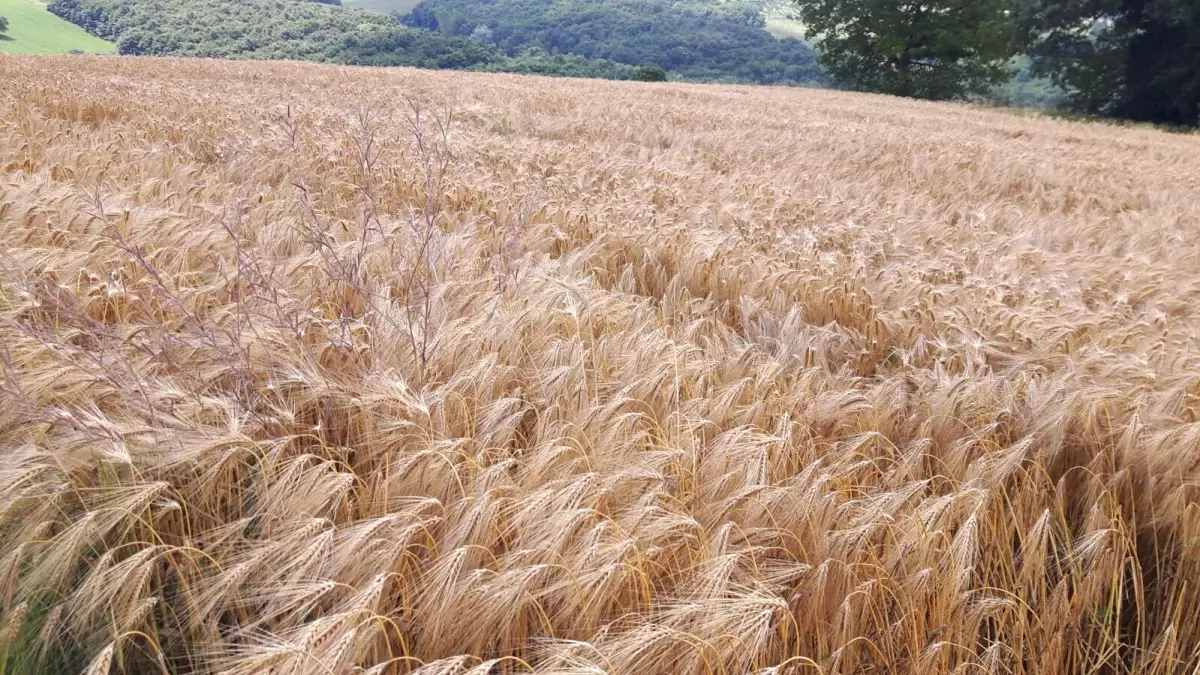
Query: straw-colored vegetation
2 55 1200 675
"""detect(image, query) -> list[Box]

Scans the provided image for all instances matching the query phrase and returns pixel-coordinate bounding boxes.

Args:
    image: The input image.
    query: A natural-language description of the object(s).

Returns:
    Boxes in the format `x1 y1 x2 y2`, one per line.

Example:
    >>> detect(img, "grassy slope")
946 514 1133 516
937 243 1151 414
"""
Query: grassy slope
0 0 114 54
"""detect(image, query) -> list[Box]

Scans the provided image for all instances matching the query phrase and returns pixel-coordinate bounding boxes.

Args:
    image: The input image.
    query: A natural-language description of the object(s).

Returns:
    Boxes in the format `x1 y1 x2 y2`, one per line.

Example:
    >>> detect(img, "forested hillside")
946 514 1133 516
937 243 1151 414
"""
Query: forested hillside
48 0 819 84
47 0 501 68
405 0 821 84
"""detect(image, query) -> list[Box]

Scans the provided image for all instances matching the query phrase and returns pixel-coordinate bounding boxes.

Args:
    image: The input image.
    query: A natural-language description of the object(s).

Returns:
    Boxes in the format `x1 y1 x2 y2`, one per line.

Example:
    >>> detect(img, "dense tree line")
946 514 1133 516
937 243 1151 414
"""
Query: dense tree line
792 0 1011 100
793 0 1198 126
46 0 706 81
1014 0 1200 127
404 0 822 85
475 47 644 79
47 0 492 66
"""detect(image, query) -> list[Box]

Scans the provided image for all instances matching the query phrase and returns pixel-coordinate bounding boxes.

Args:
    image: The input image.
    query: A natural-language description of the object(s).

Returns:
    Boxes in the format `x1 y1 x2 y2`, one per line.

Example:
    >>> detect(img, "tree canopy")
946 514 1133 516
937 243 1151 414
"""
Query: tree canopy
50 0 400 60
48 0 621 74
1013 0 1200 126
793 0 1014 100
48 0 819 85
405 0 823 85
793 0 1198 126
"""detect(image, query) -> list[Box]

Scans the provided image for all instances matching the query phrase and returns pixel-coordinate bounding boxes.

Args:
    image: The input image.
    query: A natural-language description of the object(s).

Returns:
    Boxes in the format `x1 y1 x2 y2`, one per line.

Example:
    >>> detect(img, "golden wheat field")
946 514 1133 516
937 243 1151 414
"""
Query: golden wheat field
3 54 1200 675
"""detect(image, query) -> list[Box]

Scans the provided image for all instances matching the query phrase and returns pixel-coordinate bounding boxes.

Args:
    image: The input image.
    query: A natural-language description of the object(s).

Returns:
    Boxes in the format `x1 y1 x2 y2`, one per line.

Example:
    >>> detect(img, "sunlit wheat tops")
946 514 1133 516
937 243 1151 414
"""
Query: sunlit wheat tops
2 54 1200 675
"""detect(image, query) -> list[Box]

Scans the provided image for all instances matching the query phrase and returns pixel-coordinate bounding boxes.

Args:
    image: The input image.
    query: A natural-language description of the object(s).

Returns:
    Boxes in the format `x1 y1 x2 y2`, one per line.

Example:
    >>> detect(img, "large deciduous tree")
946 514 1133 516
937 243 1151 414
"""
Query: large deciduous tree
794 0 1014 100
1013 0 1200 127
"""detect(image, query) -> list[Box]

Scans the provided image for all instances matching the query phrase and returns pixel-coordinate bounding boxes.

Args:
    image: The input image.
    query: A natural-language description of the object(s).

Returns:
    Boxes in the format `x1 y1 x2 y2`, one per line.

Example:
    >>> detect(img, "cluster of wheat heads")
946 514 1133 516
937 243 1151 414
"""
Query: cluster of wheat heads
2 55 1200 675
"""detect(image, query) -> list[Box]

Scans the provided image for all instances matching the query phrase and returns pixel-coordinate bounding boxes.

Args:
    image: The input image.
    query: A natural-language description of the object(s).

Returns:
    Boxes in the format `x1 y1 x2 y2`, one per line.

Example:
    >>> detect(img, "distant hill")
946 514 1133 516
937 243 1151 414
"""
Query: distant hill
343 0 825 83
45 0 651 80
0 0 114 54
347 0 813 45
46 0 505 66
404 0 822 84
45 0 821 86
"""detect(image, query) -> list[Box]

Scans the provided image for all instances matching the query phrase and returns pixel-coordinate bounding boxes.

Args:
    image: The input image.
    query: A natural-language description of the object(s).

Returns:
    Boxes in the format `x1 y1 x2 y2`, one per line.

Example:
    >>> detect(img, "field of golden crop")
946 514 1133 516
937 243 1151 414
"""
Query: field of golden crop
3 55 1200 675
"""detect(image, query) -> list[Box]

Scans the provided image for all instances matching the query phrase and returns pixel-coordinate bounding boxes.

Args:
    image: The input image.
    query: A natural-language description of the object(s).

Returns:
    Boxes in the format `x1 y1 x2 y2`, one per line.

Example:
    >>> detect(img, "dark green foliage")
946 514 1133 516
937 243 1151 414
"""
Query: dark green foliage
47 0 500 67
1013 0 1200 126
47 0 684 81
0 15 9 34
793 0 1014 100
404 0 823 85
633 65 668 82
332 28 501 68
476 46 642 79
